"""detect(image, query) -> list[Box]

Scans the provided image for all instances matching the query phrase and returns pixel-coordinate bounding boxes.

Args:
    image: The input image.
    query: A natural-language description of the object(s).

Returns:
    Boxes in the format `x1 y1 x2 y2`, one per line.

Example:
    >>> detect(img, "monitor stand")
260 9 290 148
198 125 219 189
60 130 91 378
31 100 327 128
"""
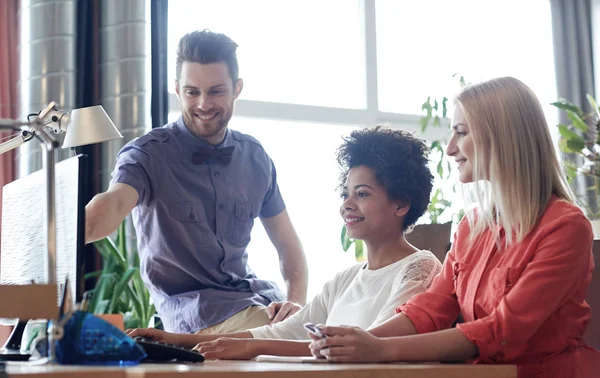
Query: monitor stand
0 320 31 361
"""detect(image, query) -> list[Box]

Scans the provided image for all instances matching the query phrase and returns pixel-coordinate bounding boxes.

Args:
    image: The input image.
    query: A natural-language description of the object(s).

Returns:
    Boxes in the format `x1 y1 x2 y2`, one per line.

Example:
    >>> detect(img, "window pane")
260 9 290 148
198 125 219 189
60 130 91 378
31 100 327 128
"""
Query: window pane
376 0 556 120
168 0 366 109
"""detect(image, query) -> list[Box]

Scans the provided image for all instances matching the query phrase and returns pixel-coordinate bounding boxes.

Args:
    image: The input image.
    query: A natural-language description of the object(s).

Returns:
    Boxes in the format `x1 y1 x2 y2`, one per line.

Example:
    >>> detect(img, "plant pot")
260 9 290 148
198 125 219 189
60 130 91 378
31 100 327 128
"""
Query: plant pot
590 219 600 240
95 314 125 331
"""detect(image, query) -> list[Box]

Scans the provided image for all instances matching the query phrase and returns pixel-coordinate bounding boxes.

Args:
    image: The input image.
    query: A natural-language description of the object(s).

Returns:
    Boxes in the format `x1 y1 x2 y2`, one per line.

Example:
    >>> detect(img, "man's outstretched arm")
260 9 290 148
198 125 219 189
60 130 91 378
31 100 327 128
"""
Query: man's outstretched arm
85 183 139 243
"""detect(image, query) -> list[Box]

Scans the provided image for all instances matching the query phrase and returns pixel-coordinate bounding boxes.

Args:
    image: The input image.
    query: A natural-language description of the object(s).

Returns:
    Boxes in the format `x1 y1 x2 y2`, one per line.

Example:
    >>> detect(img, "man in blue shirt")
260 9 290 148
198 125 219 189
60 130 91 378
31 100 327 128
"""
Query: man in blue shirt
85 30 308 334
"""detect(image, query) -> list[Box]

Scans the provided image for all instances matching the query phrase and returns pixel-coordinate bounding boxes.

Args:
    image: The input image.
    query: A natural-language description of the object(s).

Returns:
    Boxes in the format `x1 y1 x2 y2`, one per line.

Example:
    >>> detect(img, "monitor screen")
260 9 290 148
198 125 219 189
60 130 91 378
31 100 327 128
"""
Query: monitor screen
1 154 87 304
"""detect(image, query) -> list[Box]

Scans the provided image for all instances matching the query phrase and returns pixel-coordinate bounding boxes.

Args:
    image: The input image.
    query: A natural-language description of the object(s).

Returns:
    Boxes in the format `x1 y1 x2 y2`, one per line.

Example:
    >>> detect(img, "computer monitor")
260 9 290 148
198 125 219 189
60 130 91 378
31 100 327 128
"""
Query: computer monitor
1 154 87 304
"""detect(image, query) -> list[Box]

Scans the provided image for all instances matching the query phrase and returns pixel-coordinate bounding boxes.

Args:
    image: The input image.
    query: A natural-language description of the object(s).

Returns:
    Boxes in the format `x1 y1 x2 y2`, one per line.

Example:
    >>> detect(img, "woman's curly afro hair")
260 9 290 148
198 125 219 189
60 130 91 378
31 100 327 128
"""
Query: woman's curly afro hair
337 125 434 230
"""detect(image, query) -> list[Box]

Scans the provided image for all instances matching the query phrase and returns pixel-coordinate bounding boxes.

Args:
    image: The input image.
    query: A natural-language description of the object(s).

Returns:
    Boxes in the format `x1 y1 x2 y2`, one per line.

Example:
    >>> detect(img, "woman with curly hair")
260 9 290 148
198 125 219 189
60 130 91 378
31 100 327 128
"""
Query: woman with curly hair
127 126 442 360
308 77 600 378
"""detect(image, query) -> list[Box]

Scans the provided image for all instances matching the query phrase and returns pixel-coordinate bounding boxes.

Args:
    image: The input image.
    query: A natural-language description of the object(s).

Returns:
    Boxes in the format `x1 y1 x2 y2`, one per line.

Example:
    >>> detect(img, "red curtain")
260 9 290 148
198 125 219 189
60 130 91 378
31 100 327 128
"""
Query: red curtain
0 0 20 345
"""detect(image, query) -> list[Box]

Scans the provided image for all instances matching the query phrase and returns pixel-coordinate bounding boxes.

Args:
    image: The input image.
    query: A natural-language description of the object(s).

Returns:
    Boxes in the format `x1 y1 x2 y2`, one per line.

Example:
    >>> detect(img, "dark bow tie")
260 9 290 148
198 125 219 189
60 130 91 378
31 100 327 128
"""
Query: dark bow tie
192 146 235 165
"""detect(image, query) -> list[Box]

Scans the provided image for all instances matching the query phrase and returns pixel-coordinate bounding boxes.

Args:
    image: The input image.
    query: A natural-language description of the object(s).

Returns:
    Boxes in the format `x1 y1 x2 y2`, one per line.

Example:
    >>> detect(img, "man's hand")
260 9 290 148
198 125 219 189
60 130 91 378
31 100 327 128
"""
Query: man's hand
308 325 388 363
266 301 302 324
125 328 182 346
193 338 261 360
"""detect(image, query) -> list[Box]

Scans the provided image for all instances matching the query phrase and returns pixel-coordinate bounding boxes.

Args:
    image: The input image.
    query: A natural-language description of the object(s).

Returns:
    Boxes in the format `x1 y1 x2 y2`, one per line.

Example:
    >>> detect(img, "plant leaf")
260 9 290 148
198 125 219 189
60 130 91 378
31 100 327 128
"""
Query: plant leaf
96 299 110 314
586 94 600 119
118 221 127 263
354 240 364 261
88 273 117 314
551 100 582 114
124 284 144 326
94 238 126 271
84 270 102 280
558 124 583 141
567 110 589 132
341 225 352 252
566 138 586 152
442 97 448 119
108 267 136 313
420 116 428 133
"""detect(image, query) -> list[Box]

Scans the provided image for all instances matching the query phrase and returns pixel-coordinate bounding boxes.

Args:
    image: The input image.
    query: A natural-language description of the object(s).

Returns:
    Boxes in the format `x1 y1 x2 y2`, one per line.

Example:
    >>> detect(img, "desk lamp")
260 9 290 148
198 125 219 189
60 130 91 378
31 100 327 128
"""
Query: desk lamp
0 102 122 360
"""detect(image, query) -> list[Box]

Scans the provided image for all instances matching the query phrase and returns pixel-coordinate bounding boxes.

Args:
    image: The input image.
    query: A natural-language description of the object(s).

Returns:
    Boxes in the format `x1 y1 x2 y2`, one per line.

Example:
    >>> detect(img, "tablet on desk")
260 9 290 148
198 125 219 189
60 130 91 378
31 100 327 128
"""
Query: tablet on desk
254 355 329 363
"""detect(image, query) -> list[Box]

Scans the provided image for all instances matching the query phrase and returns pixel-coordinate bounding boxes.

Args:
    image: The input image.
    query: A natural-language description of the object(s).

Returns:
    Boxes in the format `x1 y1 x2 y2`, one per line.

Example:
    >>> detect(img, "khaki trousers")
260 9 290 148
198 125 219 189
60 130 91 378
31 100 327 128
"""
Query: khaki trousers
196 305 271 335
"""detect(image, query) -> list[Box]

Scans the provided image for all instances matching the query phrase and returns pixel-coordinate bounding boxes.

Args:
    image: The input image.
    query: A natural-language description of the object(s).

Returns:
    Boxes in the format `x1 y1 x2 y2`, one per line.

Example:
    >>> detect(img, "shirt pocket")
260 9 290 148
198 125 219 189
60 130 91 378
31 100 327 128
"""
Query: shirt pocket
451 260 471 300
486 265 526 309
230 202 257 246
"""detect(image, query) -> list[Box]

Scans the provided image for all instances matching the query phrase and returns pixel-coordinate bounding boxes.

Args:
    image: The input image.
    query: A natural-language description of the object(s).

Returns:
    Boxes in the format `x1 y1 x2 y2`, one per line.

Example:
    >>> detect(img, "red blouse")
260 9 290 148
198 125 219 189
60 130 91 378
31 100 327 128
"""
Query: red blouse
398 196 600 377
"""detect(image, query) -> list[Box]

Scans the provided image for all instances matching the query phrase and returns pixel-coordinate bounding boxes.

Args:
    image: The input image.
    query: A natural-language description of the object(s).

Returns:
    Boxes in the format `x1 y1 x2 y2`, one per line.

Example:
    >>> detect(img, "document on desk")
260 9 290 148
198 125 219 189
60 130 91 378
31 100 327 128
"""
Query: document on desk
254 355 330 363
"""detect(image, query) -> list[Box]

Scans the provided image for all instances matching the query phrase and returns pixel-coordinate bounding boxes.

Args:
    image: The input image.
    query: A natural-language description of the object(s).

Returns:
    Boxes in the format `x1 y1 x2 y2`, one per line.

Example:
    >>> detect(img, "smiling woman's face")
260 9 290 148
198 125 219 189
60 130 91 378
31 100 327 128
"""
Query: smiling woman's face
447 104 475 183
339 166 404 241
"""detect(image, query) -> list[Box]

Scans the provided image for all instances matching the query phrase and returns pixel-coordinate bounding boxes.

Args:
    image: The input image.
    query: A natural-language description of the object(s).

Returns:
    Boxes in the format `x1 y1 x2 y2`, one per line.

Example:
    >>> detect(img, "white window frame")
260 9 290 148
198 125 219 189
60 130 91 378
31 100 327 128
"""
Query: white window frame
168 0 443 142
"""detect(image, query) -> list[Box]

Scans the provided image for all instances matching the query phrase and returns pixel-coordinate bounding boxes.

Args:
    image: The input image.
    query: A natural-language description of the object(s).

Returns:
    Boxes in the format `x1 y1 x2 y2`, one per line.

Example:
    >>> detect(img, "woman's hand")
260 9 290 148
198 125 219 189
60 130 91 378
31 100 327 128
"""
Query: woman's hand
193 338 261 360
125 328 181 346
308 325 389 363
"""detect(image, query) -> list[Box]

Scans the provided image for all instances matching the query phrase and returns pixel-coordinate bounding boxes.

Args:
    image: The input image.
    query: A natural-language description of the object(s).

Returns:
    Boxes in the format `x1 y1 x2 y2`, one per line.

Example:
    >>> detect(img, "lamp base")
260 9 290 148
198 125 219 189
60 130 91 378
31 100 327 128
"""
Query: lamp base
0 350 31 362
0 320 31 361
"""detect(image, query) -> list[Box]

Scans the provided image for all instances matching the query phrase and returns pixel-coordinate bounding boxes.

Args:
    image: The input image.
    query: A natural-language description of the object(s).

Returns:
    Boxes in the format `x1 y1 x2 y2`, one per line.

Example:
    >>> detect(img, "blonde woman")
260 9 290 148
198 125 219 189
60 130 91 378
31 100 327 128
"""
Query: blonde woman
309 77 600 378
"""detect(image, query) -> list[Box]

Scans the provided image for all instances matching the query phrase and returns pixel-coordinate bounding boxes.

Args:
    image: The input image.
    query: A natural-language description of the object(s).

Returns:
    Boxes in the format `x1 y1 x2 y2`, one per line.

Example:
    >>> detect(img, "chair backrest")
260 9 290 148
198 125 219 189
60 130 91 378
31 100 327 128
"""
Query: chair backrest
405 222 452 264
584 240 600 349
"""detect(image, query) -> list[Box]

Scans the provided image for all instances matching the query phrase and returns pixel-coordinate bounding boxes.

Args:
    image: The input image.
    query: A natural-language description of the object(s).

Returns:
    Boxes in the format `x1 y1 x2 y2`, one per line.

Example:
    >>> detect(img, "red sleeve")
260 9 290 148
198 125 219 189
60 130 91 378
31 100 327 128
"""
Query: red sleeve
397 223 463 333
457 210 593 359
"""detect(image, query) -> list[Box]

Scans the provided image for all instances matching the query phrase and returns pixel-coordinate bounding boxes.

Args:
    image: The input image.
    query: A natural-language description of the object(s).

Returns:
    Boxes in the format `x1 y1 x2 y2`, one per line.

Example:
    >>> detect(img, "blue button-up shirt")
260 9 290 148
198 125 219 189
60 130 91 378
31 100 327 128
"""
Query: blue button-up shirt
110 117 285 333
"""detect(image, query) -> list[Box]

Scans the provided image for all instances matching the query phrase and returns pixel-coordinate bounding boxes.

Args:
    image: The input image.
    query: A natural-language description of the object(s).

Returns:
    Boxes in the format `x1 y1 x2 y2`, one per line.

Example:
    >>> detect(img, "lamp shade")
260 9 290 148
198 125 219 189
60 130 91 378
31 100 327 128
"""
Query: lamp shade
62 105 123 148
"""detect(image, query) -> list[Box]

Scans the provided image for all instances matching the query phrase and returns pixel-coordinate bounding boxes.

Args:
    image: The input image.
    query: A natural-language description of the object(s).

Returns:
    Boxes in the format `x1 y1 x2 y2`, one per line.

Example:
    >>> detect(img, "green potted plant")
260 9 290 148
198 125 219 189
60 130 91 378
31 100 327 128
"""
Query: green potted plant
86 220 156 330
552 94 600 236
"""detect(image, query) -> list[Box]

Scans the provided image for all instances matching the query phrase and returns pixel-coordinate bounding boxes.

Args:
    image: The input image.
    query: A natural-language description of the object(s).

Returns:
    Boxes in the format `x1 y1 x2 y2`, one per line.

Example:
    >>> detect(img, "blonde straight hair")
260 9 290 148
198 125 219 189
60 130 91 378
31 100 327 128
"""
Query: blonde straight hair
455 77 573 246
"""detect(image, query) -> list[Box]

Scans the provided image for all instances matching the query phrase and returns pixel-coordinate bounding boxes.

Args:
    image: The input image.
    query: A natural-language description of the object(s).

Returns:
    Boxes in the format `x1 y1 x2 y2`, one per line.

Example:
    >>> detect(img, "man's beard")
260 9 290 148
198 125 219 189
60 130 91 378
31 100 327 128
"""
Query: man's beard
183 110 231 141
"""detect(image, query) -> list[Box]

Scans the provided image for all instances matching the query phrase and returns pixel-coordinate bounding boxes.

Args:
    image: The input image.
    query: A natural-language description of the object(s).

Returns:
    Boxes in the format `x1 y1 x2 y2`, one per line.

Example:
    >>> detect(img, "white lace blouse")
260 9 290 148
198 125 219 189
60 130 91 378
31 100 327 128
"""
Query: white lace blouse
249 250 442 340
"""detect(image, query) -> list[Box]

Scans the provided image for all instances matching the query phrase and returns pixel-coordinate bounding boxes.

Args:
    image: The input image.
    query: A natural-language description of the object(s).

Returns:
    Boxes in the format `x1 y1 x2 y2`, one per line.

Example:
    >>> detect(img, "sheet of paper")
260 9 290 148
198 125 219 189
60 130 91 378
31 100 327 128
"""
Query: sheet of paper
254 355 330 363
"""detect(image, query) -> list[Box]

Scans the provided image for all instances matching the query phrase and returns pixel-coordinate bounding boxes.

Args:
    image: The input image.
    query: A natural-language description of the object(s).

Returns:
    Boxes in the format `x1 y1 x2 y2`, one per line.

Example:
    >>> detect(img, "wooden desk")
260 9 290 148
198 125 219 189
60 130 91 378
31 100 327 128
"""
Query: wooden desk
5 360 516 378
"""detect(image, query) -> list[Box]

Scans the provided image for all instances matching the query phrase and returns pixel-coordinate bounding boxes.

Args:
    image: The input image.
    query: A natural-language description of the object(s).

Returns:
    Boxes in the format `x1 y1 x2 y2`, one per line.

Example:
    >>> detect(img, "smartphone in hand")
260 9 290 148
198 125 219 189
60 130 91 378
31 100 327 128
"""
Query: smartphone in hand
304 322 327 339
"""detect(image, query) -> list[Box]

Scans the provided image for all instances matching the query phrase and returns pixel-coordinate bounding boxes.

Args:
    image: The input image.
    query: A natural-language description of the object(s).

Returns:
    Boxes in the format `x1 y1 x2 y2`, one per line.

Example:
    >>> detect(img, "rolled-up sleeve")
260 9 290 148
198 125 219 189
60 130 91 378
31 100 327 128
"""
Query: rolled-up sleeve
456 212 593 360
397 236 461 334
110 144 154 206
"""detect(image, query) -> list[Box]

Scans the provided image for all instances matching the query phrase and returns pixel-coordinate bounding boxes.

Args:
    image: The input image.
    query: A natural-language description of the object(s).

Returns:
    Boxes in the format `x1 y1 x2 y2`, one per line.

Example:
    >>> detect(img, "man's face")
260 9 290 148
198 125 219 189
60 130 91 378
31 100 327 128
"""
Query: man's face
175 61 243 145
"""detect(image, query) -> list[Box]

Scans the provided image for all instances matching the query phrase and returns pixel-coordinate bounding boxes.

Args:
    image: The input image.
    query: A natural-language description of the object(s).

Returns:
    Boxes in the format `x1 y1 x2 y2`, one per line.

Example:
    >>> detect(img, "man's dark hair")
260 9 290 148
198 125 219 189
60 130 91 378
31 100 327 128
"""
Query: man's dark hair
337 126 434 230
176 30 239 83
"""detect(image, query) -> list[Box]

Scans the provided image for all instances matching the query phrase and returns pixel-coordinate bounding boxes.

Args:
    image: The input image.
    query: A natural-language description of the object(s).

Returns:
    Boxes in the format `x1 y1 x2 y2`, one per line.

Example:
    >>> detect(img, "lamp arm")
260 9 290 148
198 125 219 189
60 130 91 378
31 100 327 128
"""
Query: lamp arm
0 130 35 155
